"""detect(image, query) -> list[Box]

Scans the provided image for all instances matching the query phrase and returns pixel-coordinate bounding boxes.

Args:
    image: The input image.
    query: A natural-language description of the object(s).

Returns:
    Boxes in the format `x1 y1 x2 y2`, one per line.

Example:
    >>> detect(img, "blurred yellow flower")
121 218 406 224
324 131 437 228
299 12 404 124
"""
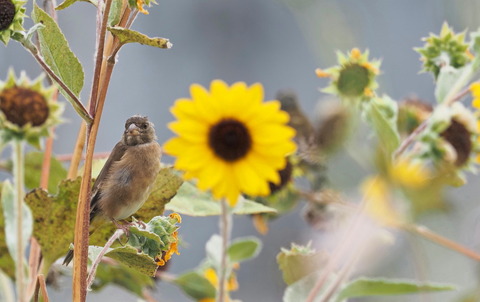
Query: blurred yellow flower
362 176 402 227
164 80 296 206
389 159 430 189
471 82 480 109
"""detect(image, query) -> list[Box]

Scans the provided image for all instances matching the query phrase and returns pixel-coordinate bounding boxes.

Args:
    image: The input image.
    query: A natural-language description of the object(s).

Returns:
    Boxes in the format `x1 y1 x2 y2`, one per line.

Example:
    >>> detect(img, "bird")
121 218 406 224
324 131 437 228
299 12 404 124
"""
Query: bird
63 115 162 266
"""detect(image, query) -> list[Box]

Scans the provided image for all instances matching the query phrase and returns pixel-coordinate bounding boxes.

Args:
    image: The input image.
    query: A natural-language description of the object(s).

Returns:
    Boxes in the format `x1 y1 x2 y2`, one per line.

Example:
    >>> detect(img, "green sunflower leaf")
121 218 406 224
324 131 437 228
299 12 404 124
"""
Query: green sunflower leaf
165 181 277 216
104 246 158 277
228 237 261 263
107 26 172 49
1 181 33 271
175 272 216 300
364 96 400 156
32 4 84 102
334 278 456 302
435 65 473 103
0 270 15 300
0 183 15 280
24 178 80 267
277 243 328 285
283 271 332 302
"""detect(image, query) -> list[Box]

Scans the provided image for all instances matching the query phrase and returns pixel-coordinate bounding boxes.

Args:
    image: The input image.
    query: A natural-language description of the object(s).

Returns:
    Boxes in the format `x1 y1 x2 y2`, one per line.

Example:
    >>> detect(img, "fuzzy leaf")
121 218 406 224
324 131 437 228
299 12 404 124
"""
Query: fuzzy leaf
107 26 172 49
32 4 84 102
135 167 183 221
277 243 328 285
435 66 462 103
205 234 222 269
0 183 15 279
175 272 216 300
105 246 158 277
364 96 400 156
108 0 123 26
24 178 80 266
228 237 261 263
1 181 33 270
334 278 456 301
283 272 331 302
166 181 277 216
5 152 67 194
0 270 15 300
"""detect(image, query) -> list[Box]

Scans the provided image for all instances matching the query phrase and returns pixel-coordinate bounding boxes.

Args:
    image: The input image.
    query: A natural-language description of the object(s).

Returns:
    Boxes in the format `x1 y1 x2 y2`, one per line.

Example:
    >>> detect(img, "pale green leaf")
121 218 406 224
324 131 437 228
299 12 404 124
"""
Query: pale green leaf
0 270 15 302
205 234 222 269
105 246 158 276
1 181 33 270
335 278 456 302
32 4 84 101
175 272 216 300
283 272 332 302
277 243 328 285
364 96 400 156
228 237 261 263
166 181 277 216
107 26 172 49
108 0 123 26
435 66 462 103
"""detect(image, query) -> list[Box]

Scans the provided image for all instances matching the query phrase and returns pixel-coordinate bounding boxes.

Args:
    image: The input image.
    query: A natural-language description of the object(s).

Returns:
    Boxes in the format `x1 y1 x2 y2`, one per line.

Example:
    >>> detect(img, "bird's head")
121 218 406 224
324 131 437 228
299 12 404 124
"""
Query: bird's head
123 115 157 146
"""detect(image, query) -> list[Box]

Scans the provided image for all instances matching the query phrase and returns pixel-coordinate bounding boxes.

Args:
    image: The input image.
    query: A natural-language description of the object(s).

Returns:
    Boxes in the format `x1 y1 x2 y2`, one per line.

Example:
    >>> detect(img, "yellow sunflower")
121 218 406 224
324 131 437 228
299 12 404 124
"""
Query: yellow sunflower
164 80 296 206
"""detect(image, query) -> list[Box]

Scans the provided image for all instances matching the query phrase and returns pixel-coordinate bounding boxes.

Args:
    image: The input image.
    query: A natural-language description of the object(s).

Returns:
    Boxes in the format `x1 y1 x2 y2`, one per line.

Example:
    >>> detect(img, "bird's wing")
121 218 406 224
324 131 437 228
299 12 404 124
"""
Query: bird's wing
90 141 127 222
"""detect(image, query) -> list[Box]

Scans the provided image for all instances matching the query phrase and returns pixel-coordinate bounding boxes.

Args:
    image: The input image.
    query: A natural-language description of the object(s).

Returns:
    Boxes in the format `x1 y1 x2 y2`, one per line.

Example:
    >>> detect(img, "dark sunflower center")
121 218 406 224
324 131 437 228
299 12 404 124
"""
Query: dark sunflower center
337 63 370 97
0 87 49 127
0 0 15 31
208 119 252 162
440 119 471 167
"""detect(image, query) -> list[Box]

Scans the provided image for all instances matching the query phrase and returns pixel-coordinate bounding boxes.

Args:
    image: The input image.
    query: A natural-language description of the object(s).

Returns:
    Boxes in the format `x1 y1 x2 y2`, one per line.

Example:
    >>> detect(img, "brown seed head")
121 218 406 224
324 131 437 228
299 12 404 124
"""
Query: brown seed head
0 0 15 31
0 86 49 127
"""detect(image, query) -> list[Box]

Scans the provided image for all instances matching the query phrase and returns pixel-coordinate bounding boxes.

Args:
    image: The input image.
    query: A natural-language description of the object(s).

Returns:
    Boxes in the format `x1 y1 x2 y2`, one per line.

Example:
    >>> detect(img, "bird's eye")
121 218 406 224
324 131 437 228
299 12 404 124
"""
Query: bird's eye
141 123 148 129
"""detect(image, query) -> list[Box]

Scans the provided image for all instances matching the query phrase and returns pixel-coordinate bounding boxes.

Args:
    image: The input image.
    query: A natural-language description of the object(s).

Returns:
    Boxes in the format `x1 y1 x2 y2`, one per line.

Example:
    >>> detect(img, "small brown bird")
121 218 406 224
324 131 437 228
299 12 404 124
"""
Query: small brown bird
63 115 162 265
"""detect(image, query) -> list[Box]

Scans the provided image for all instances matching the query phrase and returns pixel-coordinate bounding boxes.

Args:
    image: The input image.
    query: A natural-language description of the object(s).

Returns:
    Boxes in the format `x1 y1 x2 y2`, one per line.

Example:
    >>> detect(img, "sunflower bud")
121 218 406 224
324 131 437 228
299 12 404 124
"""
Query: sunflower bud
416 22 472 79
319 48 380 101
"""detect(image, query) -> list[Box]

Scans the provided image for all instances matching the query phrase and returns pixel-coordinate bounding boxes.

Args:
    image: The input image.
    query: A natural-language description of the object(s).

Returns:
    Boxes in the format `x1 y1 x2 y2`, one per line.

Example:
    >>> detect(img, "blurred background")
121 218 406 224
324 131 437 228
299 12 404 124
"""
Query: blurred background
2 0 480 301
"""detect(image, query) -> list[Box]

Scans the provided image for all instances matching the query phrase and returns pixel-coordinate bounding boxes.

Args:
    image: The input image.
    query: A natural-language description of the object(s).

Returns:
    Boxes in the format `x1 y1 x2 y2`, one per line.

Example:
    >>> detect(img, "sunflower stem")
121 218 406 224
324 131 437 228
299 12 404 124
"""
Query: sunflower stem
13 140 26 302
218 199 232 302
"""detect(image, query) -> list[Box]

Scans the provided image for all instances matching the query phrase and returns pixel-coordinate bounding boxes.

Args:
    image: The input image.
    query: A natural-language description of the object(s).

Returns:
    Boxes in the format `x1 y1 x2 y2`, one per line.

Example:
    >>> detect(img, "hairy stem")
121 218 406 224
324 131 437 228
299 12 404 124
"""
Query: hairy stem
33 274 49 302
218 200 232 302
72 0 114 300
13 140 25 302
86 229 124 289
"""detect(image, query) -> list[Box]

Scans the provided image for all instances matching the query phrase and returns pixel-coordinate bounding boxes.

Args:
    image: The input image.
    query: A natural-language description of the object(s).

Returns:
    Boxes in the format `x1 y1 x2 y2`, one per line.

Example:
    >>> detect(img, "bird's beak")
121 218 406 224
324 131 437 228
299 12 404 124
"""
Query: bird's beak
127 123 140 135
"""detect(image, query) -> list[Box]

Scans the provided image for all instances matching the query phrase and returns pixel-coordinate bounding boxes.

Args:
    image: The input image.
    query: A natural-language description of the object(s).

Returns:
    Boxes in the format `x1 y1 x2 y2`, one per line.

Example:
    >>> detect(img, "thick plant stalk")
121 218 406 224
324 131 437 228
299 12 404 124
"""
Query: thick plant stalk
13 140 26 302
218 200 232 302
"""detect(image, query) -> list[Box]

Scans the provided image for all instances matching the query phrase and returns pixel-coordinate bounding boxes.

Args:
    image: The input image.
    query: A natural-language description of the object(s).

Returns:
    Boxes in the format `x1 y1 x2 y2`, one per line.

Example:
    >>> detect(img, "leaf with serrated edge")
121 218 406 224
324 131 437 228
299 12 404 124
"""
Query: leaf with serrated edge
166 181 277 216
228 237 261 263
105 246 158 276
32 4 84 101
334 278 456 302
107 26 172 49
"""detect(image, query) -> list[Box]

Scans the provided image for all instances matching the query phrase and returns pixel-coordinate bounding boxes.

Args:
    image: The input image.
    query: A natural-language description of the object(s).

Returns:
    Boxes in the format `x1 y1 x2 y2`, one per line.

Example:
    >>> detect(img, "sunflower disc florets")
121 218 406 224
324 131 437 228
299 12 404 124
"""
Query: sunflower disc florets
0 70 63 148
0 0 25 45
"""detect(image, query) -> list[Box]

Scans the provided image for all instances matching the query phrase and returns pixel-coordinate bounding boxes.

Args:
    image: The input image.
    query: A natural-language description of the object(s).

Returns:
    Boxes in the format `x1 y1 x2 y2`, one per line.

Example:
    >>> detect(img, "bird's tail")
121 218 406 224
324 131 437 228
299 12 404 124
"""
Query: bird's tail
63 249 74 266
